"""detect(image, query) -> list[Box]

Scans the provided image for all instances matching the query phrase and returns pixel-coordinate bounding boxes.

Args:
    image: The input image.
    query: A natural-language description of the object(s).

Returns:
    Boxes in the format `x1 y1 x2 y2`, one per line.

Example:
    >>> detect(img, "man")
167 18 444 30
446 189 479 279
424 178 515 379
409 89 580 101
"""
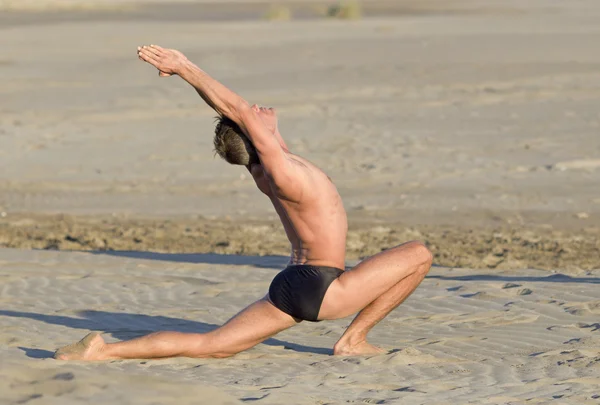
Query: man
54 45 432 361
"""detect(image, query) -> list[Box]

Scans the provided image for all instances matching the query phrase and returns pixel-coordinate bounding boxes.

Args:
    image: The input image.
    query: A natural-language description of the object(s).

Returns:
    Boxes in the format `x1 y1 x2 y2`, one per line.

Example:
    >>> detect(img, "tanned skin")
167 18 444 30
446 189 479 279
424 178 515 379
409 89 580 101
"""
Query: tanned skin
54 45 433 361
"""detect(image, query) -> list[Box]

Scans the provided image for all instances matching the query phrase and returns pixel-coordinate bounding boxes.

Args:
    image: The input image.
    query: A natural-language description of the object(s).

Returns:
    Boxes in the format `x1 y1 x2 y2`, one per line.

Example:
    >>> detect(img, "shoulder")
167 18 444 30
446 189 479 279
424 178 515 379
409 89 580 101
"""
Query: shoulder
269 154 332 202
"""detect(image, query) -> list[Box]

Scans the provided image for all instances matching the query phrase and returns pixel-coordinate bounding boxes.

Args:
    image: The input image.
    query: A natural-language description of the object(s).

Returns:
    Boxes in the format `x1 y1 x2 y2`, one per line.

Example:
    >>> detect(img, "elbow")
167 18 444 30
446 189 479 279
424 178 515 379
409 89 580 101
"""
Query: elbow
231 100 251 125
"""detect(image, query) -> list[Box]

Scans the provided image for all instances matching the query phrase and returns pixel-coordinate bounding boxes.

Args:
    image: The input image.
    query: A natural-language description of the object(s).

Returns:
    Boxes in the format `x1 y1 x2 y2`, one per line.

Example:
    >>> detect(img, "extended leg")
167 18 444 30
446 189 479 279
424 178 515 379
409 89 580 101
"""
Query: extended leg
318 241 433 355
54 297 298 361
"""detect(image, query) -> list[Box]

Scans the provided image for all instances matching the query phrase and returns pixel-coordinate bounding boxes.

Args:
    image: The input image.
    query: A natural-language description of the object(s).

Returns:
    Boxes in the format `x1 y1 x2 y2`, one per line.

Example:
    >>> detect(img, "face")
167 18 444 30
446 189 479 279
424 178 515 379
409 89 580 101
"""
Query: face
251 104 278 134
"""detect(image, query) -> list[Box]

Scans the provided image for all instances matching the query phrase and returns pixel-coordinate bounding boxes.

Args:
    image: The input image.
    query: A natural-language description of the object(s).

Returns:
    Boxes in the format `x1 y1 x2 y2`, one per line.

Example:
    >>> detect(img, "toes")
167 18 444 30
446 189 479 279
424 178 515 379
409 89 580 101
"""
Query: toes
53 348 69 360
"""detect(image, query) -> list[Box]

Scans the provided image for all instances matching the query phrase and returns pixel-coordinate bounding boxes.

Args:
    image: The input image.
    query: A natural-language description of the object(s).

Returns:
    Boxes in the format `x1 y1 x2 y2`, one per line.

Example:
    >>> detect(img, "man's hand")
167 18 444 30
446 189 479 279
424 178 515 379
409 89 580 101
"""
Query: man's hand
136 44 250 145
137 45 188 77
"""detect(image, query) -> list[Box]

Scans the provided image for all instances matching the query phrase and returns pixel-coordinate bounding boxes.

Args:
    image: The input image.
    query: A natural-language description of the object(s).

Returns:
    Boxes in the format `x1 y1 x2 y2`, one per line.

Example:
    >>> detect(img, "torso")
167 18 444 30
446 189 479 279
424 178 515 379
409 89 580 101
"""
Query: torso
252 153 347 270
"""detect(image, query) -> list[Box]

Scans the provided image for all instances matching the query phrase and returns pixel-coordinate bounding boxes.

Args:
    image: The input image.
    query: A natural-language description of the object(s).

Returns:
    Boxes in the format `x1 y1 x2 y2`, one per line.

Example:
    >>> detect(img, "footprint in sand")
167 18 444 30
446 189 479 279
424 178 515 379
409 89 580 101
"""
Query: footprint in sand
529 348 600 369
576 322 600 332
362 347 443 366
563 301 600 316
459 292 500 300
517 288 533 296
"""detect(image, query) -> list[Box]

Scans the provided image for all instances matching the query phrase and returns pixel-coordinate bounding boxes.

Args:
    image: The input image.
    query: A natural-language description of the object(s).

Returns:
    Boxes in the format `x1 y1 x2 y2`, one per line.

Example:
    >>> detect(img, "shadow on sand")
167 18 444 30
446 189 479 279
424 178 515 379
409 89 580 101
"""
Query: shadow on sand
428 273 600 284
1 310 333 359
89 250 356 270
91 252 599 284
18 347 55 359
90 251 291 270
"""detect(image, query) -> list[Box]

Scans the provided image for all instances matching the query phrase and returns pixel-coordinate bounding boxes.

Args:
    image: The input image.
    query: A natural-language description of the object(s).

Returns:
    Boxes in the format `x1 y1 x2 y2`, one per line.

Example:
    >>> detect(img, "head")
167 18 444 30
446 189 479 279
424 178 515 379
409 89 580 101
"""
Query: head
213 105 279 167
213 116 259 166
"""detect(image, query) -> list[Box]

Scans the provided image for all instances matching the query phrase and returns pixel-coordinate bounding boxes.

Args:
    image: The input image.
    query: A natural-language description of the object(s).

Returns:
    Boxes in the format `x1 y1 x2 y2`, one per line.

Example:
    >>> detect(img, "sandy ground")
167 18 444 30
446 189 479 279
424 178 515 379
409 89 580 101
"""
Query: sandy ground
1 0 599 268
1 1 599 225
1 0 599 404
1 213 599 271
1 248 599 404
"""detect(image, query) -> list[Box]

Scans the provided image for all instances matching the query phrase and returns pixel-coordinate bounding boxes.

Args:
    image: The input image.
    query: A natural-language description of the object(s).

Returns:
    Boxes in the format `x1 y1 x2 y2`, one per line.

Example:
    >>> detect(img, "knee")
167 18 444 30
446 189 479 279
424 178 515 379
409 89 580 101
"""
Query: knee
405 241 433 272
178 334 224 359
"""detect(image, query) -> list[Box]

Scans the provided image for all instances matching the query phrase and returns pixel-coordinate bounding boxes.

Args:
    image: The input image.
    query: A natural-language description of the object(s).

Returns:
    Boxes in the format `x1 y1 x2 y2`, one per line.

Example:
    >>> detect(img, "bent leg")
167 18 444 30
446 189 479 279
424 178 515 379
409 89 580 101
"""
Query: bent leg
318 241 432 355
54 297 299 361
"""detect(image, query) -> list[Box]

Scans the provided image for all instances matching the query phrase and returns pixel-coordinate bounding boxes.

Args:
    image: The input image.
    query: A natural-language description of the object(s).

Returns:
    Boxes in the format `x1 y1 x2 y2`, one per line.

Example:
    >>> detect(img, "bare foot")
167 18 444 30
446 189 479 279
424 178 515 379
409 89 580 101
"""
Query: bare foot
333 340 386 356
54 332 107 361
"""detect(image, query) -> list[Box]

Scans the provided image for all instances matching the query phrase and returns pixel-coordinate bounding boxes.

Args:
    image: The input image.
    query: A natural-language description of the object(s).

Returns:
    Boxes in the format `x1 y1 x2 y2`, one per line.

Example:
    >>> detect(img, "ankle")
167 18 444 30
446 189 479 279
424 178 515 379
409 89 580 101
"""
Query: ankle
336 333 367 348
91 339 111 361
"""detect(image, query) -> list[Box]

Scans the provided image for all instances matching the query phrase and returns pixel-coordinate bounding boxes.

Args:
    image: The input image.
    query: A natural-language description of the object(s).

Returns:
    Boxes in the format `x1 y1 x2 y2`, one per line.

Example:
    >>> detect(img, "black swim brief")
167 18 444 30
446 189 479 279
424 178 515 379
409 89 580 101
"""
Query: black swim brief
268 264 344 322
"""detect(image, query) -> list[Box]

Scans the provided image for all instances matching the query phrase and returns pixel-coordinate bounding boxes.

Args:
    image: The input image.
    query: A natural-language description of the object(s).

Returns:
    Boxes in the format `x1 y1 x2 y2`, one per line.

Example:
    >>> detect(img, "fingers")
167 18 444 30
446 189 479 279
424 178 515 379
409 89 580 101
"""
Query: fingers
137 44 163 57
138 46 159 59
136 44 174 77
143 44 162 57
138 50 159 65
137 46 160 65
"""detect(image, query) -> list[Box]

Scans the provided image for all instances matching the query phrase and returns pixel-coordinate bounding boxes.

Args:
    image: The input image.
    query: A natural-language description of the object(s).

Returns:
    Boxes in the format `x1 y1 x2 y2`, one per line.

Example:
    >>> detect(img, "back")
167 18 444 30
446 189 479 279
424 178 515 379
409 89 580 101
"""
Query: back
265 153 348 269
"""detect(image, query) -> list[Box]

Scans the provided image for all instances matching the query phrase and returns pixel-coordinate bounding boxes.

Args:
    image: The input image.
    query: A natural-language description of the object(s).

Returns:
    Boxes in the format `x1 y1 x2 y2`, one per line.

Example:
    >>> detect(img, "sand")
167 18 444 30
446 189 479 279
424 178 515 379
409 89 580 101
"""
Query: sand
1 0 599 269
1 248 599 404
1 213 599 271
1 0 599 403
1 0 599 226
1 361 242 405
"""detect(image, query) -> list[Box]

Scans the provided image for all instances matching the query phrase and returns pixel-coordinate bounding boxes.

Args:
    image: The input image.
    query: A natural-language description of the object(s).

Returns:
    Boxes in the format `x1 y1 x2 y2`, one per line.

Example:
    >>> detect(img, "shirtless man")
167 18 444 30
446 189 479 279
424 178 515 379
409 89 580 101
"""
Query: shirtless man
54 45 433 361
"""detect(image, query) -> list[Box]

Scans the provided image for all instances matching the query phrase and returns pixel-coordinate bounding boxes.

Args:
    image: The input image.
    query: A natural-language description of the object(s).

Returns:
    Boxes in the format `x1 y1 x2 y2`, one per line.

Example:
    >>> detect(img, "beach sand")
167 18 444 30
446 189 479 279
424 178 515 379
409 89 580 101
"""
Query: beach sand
0 0 599 403
1 248 599 403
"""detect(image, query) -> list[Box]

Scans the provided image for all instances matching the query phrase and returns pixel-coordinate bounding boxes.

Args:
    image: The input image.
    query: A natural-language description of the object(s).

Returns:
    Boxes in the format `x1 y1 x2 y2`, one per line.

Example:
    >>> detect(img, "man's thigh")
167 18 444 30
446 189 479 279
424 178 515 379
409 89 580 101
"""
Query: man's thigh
205 296 300 356
318 241 431 320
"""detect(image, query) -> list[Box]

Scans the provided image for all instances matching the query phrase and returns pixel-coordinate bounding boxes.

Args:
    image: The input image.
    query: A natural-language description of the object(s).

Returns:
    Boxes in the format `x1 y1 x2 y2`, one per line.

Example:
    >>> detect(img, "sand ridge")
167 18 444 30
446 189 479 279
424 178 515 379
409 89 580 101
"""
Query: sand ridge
1 213 598 271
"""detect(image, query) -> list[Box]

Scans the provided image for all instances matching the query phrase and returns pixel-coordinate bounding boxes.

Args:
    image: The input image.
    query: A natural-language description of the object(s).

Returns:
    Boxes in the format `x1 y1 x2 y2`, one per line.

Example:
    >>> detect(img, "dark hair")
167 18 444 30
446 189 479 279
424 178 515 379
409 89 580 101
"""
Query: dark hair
213 116 259 166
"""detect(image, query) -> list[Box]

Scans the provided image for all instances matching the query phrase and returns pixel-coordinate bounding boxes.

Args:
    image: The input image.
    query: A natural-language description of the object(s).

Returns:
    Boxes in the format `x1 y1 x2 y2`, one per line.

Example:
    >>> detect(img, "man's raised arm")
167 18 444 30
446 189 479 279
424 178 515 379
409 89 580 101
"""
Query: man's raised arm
137 45 297 183
137 45 248 125
137 45 283 163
